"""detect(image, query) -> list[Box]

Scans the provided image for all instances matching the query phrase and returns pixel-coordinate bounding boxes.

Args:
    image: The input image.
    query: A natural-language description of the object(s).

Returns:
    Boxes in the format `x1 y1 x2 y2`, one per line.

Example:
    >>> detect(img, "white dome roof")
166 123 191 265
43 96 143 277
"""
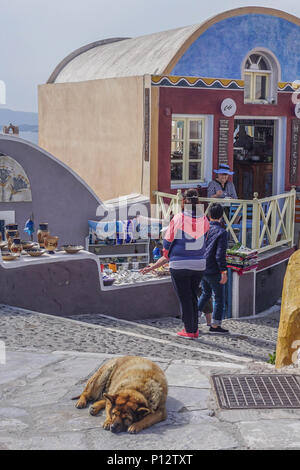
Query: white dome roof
49 25 199 83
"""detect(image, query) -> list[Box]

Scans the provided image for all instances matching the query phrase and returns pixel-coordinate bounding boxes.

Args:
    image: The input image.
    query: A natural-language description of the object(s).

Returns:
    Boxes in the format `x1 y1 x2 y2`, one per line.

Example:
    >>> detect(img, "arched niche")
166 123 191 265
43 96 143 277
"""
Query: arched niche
0 154 32 202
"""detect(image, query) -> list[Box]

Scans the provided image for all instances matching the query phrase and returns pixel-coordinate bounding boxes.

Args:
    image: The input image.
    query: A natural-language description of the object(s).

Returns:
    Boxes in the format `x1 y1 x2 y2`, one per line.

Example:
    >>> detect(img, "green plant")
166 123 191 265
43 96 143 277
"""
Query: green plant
267 352 276 364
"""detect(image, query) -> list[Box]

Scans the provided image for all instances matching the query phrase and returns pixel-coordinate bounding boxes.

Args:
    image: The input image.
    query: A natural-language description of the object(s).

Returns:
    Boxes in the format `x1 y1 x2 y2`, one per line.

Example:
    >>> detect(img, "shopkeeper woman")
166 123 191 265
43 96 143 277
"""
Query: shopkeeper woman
141 189 210 339
207 164 237 199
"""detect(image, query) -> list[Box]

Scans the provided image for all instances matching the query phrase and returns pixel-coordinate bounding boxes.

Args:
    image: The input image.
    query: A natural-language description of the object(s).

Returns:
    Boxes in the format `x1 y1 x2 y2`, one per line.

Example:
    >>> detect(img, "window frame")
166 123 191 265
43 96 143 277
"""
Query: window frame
244 71 270 103
171 116 205 184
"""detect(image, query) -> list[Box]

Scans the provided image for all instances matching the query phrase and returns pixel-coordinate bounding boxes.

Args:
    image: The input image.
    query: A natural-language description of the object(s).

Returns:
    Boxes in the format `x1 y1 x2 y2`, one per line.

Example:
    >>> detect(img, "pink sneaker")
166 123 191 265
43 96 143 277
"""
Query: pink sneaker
176 329 199 339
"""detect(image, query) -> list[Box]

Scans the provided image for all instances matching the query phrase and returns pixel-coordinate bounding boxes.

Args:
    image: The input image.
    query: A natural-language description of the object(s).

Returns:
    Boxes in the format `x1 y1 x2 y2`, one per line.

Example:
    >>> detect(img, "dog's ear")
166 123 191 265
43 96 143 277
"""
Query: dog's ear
137 406 151 417
103 393 116 404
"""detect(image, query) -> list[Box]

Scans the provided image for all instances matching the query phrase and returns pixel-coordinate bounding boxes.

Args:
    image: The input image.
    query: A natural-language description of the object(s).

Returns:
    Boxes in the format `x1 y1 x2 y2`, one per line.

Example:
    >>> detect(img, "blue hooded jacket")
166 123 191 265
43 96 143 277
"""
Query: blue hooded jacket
205 221 228 274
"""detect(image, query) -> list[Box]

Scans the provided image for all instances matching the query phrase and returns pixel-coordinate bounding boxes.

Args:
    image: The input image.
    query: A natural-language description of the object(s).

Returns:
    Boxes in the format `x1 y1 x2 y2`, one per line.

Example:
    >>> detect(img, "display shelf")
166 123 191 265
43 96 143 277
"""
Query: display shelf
101 261 148 265
96 253 148 258
87 239 150 266
88 239 149 246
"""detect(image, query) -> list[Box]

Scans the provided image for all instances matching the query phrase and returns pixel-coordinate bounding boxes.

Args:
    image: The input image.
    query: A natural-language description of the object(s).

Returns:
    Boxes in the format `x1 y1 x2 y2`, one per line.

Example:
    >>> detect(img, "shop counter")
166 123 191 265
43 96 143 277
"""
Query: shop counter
0 249 97 269
0 250 178 320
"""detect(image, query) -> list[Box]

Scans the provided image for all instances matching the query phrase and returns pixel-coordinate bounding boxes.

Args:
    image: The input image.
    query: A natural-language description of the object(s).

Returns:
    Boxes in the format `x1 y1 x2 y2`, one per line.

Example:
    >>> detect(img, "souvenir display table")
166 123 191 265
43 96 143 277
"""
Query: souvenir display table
0 249 177 320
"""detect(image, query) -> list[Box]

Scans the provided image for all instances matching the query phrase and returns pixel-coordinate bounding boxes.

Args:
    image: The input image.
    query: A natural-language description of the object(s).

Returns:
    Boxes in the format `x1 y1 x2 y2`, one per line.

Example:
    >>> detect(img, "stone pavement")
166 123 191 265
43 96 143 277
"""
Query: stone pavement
0 304 281 362
0 304 300 450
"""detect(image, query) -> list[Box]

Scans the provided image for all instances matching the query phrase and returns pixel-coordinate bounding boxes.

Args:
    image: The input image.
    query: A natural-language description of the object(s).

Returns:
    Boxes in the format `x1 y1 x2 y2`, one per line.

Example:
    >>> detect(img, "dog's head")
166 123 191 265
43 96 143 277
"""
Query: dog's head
103 391 151 433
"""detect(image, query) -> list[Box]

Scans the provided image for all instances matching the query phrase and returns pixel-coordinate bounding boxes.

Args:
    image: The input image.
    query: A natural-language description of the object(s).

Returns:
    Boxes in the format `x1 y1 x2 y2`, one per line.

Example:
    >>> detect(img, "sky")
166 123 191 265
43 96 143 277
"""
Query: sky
1 0 300 113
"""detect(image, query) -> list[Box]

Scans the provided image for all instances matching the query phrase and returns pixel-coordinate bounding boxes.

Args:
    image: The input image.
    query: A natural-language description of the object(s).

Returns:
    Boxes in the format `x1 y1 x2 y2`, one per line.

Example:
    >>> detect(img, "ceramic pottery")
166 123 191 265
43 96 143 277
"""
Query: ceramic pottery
10 238 23 254
37 223 50 248
44 235 59 254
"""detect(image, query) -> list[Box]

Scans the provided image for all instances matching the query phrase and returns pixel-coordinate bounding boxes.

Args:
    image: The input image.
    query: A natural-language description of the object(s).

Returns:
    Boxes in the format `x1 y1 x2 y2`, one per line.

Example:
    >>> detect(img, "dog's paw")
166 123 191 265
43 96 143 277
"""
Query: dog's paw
89 405 99 416
103 419 112 431
128 423 141 434
75 399 87 409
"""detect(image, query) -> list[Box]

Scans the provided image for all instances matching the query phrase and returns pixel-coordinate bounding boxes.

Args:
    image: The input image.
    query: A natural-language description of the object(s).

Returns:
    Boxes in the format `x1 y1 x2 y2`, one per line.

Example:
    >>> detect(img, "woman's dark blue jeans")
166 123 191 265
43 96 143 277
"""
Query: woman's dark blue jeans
198 273 225 326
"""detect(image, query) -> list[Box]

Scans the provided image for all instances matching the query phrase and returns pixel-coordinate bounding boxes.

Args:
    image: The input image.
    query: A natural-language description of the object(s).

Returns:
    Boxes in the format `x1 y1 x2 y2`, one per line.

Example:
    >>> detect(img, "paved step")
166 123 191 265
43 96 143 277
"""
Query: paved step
0 305 279 364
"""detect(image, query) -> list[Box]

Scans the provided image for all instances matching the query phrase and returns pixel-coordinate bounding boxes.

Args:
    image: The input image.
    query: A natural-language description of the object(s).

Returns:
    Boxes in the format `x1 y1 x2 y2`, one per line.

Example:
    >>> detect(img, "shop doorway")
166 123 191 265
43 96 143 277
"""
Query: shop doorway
233 119 275 199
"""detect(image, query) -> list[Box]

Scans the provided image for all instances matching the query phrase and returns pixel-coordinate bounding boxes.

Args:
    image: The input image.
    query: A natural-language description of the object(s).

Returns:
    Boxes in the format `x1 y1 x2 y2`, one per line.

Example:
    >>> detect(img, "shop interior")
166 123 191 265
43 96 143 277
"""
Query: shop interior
233 119 274 199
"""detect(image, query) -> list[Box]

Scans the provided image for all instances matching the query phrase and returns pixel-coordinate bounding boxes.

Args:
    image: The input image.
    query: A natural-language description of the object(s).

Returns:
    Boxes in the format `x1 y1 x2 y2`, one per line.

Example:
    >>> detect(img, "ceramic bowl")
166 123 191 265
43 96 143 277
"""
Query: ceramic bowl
62 245 84 254
21 241 35 250
27 249 46 257
103 277 115 286
1 252 19 261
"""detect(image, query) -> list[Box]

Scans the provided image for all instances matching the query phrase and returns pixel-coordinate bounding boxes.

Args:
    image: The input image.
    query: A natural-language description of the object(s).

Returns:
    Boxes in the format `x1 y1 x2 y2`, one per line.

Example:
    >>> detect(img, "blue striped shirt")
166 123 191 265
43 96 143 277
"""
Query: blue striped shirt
207 180 237 199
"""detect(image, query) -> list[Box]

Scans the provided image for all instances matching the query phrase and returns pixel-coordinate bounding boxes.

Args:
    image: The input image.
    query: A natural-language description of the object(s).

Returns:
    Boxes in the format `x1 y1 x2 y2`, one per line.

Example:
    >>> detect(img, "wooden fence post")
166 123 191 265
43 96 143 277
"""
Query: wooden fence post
251 192 259 250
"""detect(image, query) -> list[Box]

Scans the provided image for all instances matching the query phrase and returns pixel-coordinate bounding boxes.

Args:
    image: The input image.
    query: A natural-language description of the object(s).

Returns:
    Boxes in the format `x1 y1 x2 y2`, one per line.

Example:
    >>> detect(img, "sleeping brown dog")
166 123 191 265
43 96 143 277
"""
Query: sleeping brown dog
73 355 168 433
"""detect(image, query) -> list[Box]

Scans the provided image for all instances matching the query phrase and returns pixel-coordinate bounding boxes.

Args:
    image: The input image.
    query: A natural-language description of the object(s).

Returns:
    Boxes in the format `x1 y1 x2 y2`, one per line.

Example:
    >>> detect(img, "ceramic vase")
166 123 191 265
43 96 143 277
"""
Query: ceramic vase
37 223 50 248
6 230 19 249
10 238 23 254
44 235 59 254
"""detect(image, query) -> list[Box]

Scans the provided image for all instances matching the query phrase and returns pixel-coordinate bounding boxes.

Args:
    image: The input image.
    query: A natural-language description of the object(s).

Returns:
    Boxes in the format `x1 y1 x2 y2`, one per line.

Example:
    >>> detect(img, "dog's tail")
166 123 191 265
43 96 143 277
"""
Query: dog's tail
71 395 81 400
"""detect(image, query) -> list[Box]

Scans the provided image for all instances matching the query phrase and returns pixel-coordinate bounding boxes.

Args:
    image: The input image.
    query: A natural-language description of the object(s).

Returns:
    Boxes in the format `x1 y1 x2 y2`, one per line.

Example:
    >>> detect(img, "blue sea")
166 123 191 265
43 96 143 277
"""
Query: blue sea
19 131 38 145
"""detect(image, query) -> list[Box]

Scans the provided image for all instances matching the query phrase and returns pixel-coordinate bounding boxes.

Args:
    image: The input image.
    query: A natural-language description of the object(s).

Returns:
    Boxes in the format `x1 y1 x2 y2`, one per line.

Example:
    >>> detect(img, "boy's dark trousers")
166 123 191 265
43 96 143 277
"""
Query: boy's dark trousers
170 268 204 334
198 273 225 326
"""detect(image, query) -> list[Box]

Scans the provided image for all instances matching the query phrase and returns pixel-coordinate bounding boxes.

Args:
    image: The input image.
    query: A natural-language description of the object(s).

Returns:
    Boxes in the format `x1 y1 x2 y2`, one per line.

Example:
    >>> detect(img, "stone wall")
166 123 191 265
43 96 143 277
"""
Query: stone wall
0 135 101 246
0 257 179 320
38 76 147 201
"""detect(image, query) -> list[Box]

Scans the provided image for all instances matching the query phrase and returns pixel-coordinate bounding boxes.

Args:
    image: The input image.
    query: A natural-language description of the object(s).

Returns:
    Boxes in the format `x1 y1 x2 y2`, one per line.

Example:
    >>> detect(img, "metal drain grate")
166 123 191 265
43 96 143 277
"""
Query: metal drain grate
212 375 300 409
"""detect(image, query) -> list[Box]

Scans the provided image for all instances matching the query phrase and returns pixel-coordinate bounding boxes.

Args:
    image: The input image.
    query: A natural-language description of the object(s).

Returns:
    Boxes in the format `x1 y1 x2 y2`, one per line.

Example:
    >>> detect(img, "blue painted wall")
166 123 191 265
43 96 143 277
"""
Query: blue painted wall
171 14 300 82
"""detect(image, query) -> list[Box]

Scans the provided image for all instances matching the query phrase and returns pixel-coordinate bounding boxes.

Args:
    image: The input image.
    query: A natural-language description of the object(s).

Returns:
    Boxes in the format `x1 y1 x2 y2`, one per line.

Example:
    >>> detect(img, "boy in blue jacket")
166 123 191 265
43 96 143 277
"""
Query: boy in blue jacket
198 203 229 334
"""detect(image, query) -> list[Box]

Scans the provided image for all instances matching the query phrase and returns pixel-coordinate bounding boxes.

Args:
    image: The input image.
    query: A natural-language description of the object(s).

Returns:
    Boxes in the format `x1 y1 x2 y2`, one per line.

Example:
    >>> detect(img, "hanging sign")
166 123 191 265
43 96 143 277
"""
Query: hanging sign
219 120 229 164
221 98 237 117
290 119 300 184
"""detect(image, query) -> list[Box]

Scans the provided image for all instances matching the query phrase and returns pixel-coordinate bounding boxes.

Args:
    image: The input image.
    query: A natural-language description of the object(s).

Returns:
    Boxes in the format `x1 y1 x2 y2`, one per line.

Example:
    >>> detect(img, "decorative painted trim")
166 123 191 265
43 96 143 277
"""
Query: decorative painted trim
151 75 244 90
278 82 296 93
152 75 296 93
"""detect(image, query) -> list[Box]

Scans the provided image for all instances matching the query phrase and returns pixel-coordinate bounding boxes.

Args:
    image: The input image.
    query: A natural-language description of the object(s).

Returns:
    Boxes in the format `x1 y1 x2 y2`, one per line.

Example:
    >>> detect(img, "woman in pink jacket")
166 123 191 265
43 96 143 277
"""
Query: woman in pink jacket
141 189 209 339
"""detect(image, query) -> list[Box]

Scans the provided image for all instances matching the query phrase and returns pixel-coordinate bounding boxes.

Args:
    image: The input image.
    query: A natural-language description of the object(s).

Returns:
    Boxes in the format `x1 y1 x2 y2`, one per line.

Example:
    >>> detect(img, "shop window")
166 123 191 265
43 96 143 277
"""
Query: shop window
243 53 277 104
171 117 204 183
233 119 274 198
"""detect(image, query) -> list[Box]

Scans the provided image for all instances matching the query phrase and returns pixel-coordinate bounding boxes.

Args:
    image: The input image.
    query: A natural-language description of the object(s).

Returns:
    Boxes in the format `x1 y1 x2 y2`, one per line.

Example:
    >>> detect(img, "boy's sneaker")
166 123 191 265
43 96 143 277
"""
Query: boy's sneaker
209 326 229 334
176 328 199 339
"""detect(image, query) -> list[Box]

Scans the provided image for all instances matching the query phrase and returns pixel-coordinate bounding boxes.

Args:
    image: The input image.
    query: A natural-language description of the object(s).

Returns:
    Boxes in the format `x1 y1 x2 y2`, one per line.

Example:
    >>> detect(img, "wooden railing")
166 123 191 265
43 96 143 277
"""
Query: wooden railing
154 189 183 221
154 188 296 253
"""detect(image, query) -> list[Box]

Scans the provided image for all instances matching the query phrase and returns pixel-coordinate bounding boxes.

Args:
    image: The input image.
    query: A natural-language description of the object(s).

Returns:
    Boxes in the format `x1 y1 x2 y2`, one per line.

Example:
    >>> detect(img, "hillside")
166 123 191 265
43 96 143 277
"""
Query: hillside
0 108 38 130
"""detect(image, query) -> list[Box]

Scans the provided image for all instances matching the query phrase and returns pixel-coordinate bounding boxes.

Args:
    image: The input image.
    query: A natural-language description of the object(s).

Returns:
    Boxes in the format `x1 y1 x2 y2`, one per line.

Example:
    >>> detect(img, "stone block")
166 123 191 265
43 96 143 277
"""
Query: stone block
237 419 300 449
276 250 300 368
164 364 211 388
